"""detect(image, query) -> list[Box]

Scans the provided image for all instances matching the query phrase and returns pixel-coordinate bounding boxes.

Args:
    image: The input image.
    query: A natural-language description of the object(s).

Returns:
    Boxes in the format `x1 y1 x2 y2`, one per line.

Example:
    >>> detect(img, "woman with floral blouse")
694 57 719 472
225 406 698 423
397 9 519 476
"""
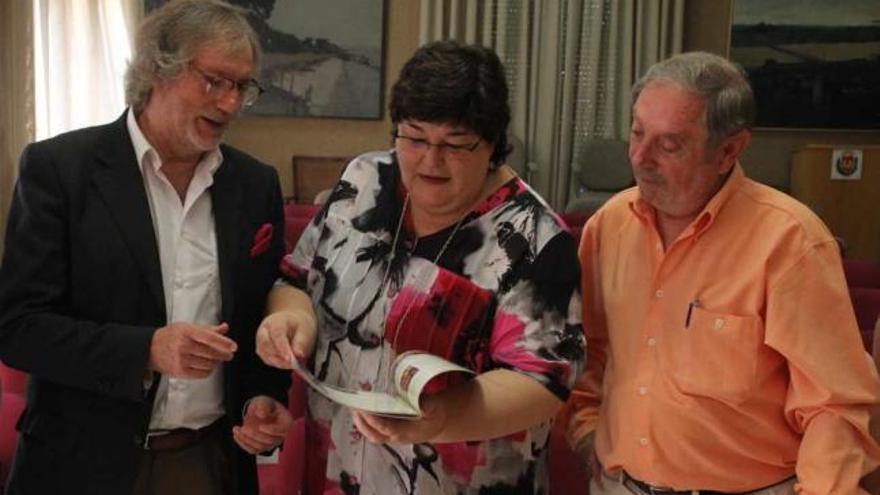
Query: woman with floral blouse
254 41 584 495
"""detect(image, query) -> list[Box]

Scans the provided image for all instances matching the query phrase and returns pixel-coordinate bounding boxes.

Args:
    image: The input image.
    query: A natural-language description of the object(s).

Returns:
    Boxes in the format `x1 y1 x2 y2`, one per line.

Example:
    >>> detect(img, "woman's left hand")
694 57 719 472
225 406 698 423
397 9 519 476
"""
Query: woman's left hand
352 396 449 444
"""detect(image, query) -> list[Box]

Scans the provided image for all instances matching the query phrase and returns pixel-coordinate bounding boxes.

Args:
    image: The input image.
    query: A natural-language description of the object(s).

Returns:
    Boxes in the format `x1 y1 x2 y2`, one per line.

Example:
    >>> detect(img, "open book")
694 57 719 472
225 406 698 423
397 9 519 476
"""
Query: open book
290 351 474 419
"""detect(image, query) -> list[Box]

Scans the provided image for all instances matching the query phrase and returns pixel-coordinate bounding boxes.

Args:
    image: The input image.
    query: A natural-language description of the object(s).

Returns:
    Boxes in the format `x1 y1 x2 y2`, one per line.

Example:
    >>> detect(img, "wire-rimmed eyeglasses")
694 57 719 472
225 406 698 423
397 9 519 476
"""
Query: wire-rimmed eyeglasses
190 65 264 108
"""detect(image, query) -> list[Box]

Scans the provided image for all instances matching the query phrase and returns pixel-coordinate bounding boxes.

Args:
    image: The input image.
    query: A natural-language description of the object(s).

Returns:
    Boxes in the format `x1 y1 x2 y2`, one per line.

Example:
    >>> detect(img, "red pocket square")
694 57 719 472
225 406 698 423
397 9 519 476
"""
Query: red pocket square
249 223 274 258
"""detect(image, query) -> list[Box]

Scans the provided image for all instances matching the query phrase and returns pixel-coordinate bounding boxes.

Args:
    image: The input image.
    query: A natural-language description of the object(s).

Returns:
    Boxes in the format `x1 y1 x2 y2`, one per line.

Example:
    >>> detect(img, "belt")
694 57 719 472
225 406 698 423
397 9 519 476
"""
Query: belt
144 418 224 452
622 471 794 495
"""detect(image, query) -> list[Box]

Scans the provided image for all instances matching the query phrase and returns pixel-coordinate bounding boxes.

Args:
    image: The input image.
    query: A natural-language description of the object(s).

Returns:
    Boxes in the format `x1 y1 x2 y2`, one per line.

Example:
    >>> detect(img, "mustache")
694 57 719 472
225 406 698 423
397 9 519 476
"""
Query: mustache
634 169 665 185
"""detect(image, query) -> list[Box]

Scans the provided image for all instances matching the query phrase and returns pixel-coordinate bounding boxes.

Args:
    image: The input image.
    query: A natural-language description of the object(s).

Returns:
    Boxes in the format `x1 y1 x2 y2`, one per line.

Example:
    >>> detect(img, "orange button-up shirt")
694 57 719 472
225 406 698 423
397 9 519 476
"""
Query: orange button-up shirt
568 164 880 494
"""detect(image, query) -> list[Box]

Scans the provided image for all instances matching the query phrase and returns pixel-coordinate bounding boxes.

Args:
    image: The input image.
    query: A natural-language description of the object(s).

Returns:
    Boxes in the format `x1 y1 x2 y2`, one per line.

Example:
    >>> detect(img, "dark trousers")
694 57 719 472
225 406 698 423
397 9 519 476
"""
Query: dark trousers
132 424 233 495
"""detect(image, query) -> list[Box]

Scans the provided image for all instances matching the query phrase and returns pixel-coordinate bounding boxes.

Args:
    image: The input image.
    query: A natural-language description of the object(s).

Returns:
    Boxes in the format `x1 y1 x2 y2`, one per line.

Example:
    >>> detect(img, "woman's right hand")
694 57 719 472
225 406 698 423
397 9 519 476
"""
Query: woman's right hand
255 310 317 369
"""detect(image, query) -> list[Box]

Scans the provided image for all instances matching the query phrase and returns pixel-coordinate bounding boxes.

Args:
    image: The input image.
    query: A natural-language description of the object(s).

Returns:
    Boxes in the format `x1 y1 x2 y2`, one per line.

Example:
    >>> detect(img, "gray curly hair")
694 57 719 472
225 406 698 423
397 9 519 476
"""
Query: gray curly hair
125 0 261 113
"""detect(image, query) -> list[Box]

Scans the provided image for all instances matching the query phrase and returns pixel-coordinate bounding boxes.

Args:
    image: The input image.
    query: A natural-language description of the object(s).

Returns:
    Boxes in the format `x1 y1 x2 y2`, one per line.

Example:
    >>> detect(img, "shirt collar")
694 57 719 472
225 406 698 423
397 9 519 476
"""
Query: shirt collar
126 108 223 176
629 163 747 238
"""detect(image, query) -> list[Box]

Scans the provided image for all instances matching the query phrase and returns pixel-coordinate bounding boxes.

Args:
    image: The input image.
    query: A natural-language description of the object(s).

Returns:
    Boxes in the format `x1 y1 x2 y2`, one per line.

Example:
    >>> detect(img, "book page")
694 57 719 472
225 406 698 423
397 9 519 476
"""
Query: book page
289 356 420 418
391 351 475 411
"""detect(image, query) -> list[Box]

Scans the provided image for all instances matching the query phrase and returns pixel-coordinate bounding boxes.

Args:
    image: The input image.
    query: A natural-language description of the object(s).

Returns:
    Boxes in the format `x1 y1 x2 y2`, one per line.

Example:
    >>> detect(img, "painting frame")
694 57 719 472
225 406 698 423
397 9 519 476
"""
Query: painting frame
144 0 388 120
728 0 880 131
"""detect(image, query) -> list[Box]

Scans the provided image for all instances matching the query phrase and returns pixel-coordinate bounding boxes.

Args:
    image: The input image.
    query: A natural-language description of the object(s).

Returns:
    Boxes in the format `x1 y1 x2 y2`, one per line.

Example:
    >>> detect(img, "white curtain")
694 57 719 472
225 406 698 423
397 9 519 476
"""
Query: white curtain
0 1 35 255
419 0 683 209
33 0 138 141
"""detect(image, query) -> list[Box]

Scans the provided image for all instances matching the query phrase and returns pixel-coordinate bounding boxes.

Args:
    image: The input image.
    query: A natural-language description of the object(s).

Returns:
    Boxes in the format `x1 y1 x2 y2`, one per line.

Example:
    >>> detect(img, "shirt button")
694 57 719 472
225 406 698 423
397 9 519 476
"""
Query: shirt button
647 337 657 346
714 318 725 330
654 289 664 298
639 437 649 446
638 386 648 396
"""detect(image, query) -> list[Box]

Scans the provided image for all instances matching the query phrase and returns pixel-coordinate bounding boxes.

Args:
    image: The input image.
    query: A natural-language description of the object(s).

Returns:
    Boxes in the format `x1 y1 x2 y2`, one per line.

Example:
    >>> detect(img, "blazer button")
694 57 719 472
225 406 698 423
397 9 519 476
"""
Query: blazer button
132 434 143 447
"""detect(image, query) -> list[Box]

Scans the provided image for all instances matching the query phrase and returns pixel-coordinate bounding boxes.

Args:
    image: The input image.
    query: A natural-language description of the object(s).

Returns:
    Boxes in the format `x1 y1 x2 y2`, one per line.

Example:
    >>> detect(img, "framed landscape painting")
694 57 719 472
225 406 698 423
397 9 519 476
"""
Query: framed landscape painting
729 0 880 129
145 0 387 119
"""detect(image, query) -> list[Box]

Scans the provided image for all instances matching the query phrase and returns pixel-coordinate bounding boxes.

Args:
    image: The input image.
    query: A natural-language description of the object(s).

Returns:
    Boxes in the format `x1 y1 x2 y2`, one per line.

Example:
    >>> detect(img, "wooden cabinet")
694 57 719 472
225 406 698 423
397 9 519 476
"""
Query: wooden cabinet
790 145 880 260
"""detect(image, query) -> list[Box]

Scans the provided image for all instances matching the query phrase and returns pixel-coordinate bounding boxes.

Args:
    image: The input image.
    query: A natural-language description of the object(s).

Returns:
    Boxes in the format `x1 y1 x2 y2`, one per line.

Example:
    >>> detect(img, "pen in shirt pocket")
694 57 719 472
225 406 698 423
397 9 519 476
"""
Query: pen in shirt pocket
685 299 701 328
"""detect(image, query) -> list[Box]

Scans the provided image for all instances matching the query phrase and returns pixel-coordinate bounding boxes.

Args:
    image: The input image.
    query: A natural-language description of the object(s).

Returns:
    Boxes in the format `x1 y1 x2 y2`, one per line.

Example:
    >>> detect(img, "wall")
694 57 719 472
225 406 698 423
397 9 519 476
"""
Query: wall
683 0 880 191
223 0 420 199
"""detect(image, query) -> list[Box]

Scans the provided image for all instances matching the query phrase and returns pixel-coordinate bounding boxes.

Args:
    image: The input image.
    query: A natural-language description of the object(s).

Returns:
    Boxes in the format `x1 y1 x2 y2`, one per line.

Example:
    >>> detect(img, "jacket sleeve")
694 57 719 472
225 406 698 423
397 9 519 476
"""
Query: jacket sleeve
0 143 156 401
239 168 291 408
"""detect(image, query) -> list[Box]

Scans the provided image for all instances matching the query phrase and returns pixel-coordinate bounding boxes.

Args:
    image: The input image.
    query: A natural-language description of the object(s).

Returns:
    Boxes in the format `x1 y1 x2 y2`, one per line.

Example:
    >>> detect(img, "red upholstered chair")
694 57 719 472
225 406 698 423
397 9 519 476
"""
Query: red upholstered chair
0 362 27 397
283 203 322 252
560 211 591 244
257 199 322 494
0 391 25 486
549 419 590 495
1 362 27 488
851 288 880 351
257 375 309 495
844 258 880 289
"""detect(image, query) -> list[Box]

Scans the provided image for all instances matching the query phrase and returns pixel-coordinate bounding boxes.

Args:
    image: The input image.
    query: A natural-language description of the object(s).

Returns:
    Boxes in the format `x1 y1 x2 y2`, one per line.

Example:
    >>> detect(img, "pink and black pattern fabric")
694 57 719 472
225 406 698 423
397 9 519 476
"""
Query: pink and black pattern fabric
280 151 584 494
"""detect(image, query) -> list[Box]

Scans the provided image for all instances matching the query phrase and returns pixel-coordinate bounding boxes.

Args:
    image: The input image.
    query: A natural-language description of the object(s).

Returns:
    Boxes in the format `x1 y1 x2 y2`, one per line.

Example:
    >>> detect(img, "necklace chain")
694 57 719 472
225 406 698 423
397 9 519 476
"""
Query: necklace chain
344 193 467 390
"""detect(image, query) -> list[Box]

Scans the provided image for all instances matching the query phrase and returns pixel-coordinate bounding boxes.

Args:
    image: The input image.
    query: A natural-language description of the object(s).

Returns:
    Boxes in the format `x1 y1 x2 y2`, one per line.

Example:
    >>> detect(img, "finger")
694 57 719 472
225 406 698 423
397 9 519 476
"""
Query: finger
257 423 289 438
233 426 264 454
255 410 292 438
267 324 296 364
361 412 394 437
290 319 315 359
181 365 212 380
352 411 390 444
188 324 237 354
259 348 289 369
188 343 235 362
186 354 222 372
255 328 288 369
248 397 272 420
237 423 278 449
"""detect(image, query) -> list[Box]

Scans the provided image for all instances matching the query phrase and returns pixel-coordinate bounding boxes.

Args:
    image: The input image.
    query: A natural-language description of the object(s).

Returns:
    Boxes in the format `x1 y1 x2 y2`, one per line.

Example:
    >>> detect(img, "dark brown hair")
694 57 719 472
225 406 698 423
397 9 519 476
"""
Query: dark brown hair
390 41 512 167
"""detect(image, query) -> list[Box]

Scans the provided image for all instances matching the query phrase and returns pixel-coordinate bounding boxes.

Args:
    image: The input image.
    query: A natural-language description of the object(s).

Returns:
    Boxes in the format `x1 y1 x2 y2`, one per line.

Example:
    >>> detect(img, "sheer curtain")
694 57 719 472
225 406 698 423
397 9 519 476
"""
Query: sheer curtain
33 0 137 141
419 0 683 209
0 1 35 254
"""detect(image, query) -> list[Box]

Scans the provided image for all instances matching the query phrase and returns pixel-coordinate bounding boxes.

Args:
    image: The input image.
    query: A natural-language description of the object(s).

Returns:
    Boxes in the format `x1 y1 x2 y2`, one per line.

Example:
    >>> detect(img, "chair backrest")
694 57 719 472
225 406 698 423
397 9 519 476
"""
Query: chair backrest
283 203 322 252
844 258 880 289
851 287 880 351
290 156 350 204
560 211 591 243
576 139 633 192
566 139 633 213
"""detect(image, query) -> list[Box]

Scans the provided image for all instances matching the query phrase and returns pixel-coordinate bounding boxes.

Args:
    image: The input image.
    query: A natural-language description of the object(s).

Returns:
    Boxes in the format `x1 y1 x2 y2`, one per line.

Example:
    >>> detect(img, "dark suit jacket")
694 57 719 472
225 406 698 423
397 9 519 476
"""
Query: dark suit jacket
0 112 290 494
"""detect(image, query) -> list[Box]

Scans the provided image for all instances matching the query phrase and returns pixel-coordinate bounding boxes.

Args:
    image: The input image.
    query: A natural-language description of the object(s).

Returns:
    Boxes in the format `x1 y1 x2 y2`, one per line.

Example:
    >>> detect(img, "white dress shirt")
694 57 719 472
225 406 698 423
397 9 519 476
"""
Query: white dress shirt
127 110 225 431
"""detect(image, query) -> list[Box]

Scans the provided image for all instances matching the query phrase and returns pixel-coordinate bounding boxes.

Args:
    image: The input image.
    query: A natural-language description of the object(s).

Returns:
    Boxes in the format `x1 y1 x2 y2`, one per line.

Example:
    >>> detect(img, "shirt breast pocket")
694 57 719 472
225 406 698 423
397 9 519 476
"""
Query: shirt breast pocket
666 306 763 405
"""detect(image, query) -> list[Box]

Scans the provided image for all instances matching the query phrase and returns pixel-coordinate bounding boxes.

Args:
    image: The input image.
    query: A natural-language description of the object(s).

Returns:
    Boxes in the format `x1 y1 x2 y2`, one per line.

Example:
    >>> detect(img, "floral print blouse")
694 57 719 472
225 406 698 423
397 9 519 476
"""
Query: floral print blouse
281 151 584 494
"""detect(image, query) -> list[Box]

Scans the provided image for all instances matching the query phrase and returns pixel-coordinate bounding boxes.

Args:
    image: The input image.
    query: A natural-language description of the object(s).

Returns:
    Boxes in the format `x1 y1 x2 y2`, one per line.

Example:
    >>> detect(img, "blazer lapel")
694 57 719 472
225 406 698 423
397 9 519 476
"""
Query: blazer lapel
92 112 165 318
211 156 242 326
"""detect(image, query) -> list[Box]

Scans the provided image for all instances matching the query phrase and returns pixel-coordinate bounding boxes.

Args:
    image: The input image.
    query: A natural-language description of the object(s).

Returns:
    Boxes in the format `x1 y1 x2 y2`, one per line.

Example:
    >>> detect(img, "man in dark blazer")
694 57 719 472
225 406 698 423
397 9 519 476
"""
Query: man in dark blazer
0 1 292 493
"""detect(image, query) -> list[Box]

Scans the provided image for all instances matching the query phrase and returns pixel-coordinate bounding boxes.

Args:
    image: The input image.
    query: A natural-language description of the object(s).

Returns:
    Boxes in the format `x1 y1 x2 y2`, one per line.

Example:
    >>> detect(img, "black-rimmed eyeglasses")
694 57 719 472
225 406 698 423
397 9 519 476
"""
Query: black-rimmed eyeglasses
392 131 482 158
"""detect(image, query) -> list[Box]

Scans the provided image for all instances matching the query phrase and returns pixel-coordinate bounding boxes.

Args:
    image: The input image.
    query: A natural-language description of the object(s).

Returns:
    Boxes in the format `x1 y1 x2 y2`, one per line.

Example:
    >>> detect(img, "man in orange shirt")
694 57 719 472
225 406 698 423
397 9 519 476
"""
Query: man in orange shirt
567 51 880 494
